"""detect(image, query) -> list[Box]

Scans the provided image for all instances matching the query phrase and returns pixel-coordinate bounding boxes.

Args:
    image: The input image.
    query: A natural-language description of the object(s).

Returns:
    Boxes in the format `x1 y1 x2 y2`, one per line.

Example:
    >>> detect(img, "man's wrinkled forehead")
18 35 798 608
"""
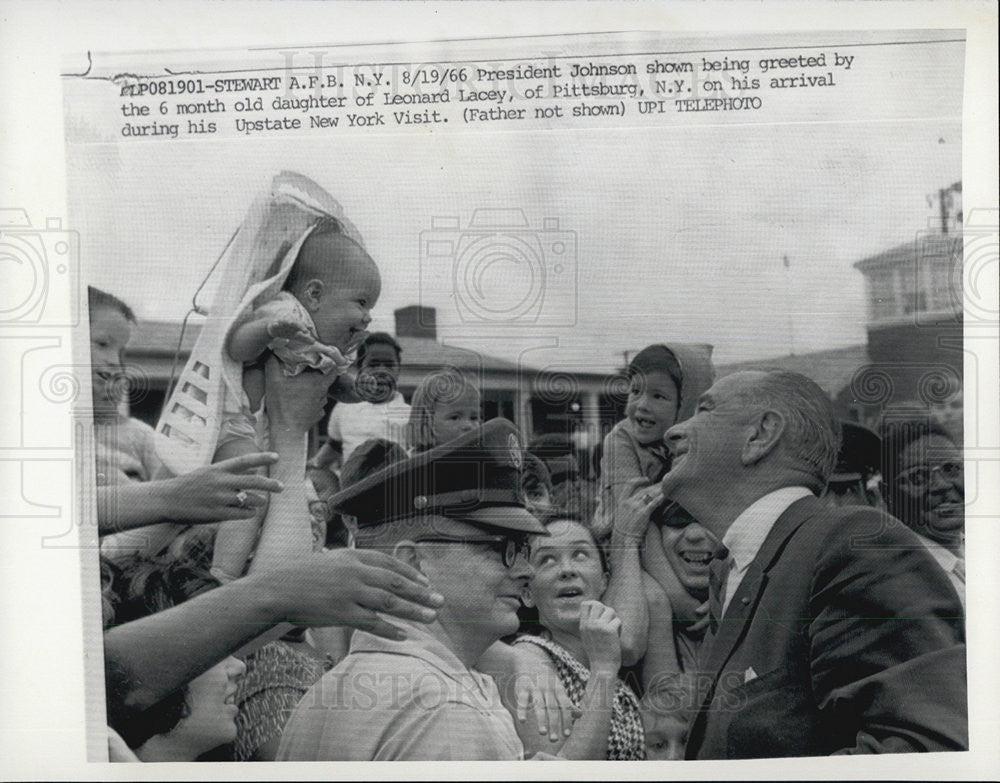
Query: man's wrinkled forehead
697 370 769 409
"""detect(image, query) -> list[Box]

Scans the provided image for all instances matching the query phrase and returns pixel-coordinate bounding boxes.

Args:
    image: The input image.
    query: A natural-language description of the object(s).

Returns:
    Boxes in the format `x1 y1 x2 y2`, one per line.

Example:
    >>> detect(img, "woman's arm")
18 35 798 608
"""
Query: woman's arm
479 642 578 743
96 453 282 534
104 548 444 723
249 358 336 571
640 571 682 692
601 480 663 665
549 601 622 760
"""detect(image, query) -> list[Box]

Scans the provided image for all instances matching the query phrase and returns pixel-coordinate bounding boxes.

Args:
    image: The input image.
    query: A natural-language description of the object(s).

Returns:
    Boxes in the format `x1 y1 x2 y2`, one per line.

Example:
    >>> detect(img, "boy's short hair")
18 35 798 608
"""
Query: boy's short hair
642 671 697 715
341 437 409 489
88 286 136 323
358 332 402 365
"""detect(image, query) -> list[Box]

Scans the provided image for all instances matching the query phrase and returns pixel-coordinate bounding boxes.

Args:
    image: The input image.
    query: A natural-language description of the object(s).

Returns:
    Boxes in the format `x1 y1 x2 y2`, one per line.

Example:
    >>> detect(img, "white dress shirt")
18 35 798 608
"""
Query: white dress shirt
720 486 813 615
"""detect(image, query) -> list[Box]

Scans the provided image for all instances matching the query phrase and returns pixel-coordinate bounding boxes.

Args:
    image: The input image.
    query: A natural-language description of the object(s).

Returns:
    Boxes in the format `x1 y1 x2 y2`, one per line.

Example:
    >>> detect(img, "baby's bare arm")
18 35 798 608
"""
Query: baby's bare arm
227 316 276 363
228 314 313 363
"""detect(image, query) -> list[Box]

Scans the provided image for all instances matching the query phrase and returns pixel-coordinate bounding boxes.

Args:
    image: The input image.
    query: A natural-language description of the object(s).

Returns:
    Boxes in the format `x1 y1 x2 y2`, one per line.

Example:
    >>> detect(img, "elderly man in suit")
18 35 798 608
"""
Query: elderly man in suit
659 370 966 759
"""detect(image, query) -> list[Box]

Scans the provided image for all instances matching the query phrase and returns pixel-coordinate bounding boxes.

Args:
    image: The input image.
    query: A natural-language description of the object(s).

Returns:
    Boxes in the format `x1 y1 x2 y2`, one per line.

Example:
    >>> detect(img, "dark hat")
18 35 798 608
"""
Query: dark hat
830 421 881 483
332 419 547 535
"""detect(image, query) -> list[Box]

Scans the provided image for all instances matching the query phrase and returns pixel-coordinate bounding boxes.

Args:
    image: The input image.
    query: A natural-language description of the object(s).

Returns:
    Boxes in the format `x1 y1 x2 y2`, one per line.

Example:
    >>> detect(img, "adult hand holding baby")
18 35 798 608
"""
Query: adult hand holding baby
264 355 338 439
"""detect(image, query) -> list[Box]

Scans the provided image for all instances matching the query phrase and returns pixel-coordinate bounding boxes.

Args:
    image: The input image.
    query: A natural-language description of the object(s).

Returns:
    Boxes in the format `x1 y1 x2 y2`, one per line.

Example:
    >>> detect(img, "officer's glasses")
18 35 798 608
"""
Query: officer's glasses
415 534 530 567
896 461 963 490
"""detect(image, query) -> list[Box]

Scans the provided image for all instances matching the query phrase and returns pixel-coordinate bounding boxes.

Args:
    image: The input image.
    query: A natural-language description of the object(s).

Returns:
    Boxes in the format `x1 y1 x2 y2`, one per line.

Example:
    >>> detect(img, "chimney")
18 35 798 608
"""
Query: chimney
394 305 436 340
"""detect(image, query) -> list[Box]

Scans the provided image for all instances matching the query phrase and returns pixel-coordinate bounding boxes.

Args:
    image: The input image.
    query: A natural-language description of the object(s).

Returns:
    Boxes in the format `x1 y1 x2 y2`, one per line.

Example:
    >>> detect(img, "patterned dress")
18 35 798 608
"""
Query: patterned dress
231 640 329 761
512 635 646 760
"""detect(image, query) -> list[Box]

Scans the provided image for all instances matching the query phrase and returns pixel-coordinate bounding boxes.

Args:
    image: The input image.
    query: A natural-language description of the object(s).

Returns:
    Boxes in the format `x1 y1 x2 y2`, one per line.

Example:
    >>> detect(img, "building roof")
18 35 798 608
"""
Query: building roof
130 319 202 356
395 336 525 374
127 320 533 374
716 344 871 397
853 234 961 273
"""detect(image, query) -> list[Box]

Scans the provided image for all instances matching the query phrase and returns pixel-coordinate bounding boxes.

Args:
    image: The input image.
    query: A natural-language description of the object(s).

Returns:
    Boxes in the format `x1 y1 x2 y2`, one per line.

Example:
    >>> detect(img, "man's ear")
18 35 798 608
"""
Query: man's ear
300 278 326 311
392 540 421 572
521 584 535 608
742 410 785 466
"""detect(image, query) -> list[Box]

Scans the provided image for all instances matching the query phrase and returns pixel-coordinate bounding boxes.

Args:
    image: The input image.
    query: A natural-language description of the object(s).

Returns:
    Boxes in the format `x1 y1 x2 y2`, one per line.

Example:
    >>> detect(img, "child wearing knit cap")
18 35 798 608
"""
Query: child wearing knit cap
591 343 714 540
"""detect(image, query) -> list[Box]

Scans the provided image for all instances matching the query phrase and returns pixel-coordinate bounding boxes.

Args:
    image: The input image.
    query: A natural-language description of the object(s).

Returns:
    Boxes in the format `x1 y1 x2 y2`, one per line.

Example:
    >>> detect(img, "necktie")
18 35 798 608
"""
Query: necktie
708 553 732 633
952 558 965 584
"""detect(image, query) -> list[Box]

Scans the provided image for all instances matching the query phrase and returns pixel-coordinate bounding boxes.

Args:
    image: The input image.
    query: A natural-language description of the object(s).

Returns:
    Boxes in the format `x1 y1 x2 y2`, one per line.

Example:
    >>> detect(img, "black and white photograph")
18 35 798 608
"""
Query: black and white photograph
1 2 997 778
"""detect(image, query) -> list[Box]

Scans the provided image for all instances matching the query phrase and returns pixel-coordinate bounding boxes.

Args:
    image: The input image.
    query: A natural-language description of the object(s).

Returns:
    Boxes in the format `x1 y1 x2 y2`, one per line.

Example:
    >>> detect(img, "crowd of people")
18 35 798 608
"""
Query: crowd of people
93 172 967 762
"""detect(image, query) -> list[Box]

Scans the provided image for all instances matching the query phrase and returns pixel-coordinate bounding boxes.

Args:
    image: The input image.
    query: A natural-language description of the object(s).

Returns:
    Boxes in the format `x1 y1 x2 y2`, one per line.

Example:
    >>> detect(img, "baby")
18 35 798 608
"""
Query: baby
405 368 482 453
155 173 379 580
216 225 381 464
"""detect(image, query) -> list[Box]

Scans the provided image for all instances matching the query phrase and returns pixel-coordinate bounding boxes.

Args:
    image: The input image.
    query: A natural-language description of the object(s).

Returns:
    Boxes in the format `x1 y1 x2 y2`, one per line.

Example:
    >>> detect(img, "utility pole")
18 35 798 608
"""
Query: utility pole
784 255 795 356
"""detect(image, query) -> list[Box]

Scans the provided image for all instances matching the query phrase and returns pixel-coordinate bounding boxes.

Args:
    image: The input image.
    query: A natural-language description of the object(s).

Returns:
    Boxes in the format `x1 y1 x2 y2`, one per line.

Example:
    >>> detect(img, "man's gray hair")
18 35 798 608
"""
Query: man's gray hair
735 370 841 486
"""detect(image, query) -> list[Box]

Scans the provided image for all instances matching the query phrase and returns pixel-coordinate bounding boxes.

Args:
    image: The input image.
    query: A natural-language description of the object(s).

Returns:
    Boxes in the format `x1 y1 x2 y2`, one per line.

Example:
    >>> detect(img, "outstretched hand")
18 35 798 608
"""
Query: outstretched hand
164 452 283 523
266 317 314 343
271 548 445 640
510 645 581 742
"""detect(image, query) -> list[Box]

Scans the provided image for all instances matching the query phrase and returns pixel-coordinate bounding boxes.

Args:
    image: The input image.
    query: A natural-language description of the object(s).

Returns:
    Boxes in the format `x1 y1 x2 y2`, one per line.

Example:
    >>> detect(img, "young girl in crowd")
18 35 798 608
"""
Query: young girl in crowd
592 343 714 540
511 518 650 759
405 368 482 453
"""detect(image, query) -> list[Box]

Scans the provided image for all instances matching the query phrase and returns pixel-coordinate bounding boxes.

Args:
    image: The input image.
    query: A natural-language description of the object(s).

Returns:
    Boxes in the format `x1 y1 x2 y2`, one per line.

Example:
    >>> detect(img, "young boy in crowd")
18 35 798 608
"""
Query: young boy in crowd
592 343 714 540
641 673 696 760
312 333 410 471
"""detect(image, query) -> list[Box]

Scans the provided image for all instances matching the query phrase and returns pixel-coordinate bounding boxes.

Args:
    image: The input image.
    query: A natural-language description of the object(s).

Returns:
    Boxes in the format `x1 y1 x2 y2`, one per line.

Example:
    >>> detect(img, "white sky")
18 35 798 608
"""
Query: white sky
68 34 962 373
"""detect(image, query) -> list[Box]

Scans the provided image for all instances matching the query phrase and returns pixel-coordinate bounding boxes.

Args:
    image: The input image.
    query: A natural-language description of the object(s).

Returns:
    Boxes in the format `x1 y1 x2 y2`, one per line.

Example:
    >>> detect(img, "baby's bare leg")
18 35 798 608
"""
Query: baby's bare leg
210 435 270 582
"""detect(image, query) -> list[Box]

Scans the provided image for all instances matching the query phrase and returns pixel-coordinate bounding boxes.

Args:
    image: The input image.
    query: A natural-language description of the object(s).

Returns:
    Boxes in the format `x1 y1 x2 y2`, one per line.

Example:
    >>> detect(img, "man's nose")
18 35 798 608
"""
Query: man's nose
507 555 532 581
361 309 373 327
665 425 685 451
929 467 954 493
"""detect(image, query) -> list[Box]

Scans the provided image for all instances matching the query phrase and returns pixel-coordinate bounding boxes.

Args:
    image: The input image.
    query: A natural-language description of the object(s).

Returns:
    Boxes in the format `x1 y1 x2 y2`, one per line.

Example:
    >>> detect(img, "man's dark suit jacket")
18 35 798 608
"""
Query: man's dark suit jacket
686 495 967 759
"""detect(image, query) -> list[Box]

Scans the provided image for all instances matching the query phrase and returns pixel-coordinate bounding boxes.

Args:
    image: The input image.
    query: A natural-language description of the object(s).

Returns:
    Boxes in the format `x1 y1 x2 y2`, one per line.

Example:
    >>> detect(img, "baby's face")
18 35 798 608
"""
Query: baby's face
310 238 382 353
432 390 482 446
626 370 680 445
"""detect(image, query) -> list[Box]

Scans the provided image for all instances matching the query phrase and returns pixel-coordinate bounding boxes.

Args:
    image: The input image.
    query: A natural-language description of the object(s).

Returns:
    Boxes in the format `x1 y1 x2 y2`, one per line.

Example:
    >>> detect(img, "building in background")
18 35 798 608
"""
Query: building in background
123 305 615 446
